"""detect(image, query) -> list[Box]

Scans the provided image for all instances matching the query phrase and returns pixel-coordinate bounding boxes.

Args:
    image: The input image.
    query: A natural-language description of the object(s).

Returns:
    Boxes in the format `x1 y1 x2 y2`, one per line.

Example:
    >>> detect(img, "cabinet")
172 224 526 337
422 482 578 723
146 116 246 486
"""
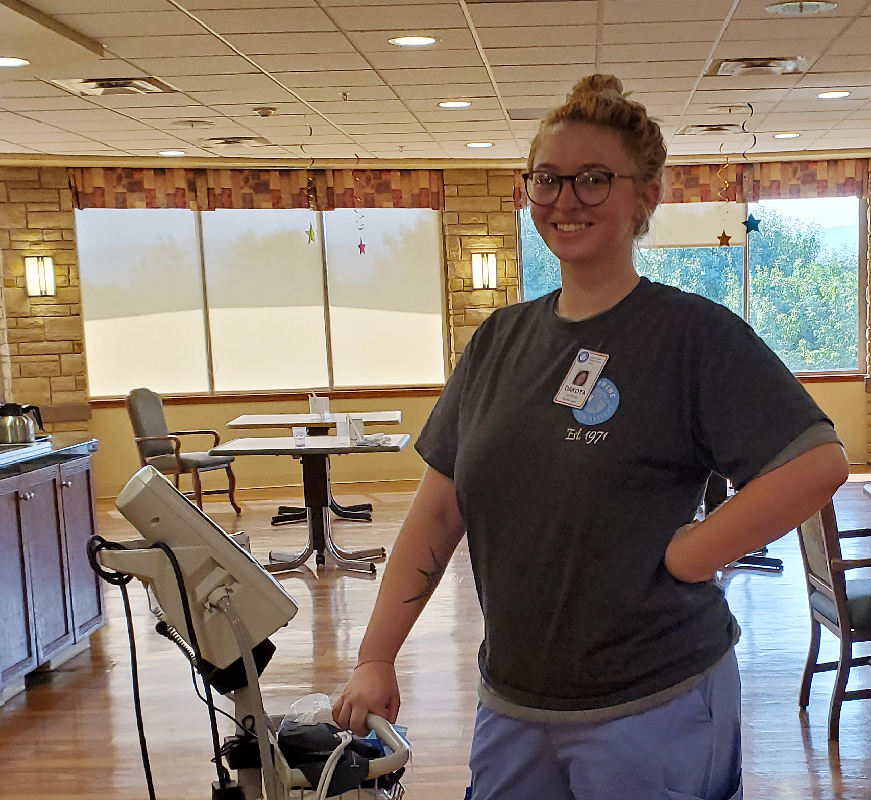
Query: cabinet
0 454 103 704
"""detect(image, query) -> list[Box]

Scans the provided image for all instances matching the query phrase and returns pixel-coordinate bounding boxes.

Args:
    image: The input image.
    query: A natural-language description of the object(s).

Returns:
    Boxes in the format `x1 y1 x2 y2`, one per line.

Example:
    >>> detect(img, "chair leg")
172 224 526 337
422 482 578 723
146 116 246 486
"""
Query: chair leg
226 465 241 514
191 469 203 510
173 473 180 490
828 635 852 740
800 617 822 709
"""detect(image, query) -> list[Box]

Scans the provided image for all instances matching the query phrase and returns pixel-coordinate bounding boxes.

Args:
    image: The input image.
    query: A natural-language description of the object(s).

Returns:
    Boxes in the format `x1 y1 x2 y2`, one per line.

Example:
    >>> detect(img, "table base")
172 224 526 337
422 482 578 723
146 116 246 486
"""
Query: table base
266 454 386 574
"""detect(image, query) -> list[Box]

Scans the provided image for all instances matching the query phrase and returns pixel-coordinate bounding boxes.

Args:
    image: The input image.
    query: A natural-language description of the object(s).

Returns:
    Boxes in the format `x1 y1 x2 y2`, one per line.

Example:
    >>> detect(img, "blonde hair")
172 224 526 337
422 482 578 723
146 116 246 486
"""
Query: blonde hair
527 74 666 236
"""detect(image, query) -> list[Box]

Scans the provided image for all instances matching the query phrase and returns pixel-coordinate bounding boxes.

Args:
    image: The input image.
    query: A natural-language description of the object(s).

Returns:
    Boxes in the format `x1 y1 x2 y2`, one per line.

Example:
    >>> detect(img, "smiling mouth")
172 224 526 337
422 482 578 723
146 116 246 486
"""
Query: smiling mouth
554 222 592 231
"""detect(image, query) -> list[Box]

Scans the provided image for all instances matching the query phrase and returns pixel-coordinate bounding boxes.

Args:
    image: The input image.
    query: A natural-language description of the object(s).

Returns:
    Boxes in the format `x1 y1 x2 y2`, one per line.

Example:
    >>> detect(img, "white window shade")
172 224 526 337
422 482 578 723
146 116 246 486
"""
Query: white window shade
323 208 446 388
201 209 329 392
639 202 747 249
76 208 209 397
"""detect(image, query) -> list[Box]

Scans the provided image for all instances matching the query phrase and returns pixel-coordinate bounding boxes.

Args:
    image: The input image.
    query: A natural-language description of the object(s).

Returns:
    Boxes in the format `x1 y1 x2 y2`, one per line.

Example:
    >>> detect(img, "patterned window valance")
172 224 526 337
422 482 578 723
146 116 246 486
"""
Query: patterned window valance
68 167 444 211
749 159 867 200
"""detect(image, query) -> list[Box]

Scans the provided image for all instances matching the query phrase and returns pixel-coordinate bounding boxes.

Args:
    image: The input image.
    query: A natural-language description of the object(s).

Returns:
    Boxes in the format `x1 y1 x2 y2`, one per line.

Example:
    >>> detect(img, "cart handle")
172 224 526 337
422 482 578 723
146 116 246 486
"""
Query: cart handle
364 713 411 778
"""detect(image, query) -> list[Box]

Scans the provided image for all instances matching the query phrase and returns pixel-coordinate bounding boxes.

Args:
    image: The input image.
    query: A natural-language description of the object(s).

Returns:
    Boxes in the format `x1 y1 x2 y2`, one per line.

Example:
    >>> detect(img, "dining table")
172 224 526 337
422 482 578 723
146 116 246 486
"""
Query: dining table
210 433 410 573
226 411 402 525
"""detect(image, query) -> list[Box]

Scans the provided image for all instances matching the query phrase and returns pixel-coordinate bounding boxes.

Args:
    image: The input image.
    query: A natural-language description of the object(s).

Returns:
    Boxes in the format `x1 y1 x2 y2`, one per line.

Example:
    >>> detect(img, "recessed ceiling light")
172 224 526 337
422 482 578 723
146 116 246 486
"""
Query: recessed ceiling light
818 90 850 99
466 142 493 148
439 100 471 109
774 132 801 138
0 57 29 68
388 35 437 47
159 150 186 157
766 1 837 15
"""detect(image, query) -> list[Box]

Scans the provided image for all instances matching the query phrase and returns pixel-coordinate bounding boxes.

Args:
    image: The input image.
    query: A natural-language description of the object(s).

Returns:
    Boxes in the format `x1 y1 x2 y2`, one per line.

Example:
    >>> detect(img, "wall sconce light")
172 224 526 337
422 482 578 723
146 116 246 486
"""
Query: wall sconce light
471 252 497 290
25 256 56 297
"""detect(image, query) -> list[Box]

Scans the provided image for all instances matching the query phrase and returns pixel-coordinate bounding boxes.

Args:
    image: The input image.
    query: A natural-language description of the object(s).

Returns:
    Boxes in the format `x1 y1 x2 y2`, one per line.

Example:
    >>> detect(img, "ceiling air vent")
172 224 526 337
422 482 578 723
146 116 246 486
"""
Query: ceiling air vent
201 136 273 149
50 77 176 96
711 57 807 76
677 123 745 135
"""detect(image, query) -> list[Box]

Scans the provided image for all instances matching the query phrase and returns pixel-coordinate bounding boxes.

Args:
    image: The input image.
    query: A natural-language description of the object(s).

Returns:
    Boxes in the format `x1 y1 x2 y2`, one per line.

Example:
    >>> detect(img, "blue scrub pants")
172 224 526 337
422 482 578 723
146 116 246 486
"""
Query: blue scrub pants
468 648 742 800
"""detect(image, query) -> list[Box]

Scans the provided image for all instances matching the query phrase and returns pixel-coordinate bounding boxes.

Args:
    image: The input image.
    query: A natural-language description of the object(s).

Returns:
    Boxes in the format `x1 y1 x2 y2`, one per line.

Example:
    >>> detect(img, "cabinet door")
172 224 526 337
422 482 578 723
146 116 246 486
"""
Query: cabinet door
59 458 104 639
19 466 74 662
0 476 37 684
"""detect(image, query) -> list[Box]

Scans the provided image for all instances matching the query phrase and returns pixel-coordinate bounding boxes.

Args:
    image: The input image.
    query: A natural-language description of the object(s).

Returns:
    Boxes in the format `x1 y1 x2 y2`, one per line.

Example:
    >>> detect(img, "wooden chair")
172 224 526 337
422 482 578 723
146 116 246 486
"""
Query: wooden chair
125 387 241 514
796 500 871 739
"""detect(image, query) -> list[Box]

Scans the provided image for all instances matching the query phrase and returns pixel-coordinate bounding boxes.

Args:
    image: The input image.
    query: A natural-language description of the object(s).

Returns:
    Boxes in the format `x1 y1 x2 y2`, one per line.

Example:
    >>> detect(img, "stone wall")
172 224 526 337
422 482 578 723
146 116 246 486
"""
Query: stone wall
0 166 88 431
442 168 521 366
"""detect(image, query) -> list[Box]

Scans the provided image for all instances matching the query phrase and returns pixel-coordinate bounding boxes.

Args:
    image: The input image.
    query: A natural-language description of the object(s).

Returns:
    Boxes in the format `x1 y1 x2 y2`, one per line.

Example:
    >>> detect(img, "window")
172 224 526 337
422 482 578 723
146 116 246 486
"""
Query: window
76 208 446 397
76 209 209 397
200 209 329 392
519 198 866 373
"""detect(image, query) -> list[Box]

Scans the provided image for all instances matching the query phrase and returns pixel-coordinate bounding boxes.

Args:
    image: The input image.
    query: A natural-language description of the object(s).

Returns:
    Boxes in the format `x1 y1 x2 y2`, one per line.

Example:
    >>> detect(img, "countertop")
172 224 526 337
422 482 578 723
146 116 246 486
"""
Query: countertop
0 434 97 470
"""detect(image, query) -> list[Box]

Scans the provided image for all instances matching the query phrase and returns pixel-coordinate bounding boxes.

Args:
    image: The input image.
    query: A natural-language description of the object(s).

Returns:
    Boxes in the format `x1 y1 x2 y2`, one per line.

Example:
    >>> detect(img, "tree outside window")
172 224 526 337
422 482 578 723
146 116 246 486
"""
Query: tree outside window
519 198 864 373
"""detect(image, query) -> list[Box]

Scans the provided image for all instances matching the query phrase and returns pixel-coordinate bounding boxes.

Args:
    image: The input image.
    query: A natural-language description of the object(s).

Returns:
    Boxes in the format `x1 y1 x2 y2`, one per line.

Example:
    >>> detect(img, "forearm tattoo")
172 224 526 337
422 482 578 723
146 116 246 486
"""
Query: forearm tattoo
403 547 447 604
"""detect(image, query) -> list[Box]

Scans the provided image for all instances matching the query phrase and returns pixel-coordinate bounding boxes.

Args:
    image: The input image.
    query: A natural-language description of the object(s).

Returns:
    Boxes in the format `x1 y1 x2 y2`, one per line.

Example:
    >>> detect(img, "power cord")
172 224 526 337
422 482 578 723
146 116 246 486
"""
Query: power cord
149 541 234 795
87 536 157 800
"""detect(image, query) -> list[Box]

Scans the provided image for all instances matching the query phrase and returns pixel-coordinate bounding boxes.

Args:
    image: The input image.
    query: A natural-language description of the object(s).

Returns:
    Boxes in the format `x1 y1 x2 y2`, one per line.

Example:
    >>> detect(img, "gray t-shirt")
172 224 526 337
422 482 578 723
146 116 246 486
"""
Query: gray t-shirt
416 278 837 714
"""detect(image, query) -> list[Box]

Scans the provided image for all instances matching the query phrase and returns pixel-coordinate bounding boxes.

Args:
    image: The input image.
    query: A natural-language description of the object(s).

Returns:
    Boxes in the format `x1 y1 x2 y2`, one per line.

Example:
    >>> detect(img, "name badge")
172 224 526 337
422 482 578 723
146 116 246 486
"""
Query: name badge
554 348 608 409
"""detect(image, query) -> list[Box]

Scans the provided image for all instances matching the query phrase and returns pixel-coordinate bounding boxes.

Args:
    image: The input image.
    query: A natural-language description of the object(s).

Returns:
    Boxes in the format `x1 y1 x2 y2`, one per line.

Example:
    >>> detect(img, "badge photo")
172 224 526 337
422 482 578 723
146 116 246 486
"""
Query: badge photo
554 348 608 410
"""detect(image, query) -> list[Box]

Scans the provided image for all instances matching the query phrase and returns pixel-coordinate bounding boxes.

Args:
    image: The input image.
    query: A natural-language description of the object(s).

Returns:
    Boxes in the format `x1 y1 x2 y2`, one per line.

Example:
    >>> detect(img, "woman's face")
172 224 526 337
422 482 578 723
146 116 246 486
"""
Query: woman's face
529 121 657 270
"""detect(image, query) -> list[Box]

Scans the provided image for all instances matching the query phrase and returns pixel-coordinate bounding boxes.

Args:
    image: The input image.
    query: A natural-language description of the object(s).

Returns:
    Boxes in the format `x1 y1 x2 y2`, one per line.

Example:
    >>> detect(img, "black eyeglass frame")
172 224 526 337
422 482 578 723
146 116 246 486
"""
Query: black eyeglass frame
521 169 637 207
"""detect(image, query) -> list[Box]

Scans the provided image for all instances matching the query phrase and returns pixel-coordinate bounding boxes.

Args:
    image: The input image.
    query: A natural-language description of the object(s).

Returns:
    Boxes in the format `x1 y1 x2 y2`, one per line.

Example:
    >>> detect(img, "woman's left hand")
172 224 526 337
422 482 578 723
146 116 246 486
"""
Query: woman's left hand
665 521 715 583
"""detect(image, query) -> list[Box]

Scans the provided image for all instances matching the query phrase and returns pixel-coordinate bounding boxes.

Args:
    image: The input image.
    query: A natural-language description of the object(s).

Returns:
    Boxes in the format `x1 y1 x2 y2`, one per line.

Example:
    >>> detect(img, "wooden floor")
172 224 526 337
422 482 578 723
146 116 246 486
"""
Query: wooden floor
4 477 871 799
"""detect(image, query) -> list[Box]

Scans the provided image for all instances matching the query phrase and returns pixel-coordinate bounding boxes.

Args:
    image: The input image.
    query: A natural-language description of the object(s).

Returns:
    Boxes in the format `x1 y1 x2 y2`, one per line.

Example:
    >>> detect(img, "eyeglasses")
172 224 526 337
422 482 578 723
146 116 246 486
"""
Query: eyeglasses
522 169 636 207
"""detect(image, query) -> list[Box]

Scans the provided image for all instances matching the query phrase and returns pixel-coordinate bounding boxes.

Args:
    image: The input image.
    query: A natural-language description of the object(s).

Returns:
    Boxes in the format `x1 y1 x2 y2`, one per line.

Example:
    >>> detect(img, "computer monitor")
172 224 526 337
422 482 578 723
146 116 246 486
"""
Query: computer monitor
115 465 298 670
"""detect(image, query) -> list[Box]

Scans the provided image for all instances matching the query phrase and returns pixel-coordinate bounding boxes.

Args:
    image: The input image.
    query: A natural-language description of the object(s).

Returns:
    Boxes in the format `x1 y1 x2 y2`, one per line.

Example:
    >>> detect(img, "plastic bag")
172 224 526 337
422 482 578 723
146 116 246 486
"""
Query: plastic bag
282 692 336 726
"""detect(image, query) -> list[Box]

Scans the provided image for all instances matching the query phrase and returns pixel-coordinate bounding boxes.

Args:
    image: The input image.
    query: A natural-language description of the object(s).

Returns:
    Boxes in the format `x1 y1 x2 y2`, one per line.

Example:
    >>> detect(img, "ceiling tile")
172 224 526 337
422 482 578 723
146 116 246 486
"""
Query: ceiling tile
722 17 847 41
187 88 302 105
0 139 42 153
171 73 284 93
224 31 355 54
604 0 734 24
486 46 597 67
193 7 336 33
0 95 100 112
126 56 260 78
363 49 484 70
598 61 706 79
27 0 170 10
271 71 387 89
255 53 372 71
602 43 713 62
380 66 491 85
478 26 597 48
469 1 597 27
812 54 871 72
293 85 396 102
493 64 596 83
603 21 723 45
53 11 206 37
103 35 237 58
325 3 467 31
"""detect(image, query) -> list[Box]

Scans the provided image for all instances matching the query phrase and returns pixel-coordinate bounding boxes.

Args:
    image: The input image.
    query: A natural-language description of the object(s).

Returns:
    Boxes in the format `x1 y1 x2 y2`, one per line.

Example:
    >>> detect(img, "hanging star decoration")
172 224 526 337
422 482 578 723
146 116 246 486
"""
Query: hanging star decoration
742 214 760 234
306 223 316 243
717 230 732 246
358 238 366 255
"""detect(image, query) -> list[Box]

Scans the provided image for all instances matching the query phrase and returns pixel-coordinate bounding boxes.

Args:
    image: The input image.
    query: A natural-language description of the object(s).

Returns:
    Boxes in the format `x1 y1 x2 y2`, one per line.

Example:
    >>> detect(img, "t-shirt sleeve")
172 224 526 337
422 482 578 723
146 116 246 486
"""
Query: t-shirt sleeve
415 332 478 480
693 310 836 489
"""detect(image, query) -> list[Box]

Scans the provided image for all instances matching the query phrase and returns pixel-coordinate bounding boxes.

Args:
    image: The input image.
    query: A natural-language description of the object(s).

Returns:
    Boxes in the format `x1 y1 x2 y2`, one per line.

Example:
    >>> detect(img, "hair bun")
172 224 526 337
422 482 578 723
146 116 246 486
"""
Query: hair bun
567 74 625 102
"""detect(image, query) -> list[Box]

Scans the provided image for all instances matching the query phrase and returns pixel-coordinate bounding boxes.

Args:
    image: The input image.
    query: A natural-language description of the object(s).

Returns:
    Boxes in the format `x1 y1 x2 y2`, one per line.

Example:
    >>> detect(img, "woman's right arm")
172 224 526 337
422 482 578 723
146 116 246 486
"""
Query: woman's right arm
332 465 466 735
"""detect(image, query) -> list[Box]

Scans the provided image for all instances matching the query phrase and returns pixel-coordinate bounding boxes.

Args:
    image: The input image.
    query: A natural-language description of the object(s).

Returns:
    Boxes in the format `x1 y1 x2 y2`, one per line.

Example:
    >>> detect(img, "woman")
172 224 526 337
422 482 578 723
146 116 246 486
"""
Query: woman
333 75 848 800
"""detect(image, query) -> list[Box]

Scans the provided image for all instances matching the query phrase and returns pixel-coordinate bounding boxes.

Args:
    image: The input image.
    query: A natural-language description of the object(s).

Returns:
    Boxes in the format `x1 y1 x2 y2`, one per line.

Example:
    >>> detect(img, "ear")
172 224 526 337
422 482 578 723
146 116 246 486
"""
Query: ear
639 178 661 218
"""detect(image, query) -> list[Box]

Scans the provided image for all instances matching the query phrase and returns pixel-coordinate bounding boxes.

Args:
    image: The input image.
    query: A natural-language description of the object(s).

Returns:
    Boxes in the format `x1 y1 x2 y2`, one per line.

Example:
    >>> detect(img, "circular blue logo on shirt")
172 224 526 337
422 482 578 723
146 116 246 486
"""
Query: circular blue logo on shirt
572 378 620 425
